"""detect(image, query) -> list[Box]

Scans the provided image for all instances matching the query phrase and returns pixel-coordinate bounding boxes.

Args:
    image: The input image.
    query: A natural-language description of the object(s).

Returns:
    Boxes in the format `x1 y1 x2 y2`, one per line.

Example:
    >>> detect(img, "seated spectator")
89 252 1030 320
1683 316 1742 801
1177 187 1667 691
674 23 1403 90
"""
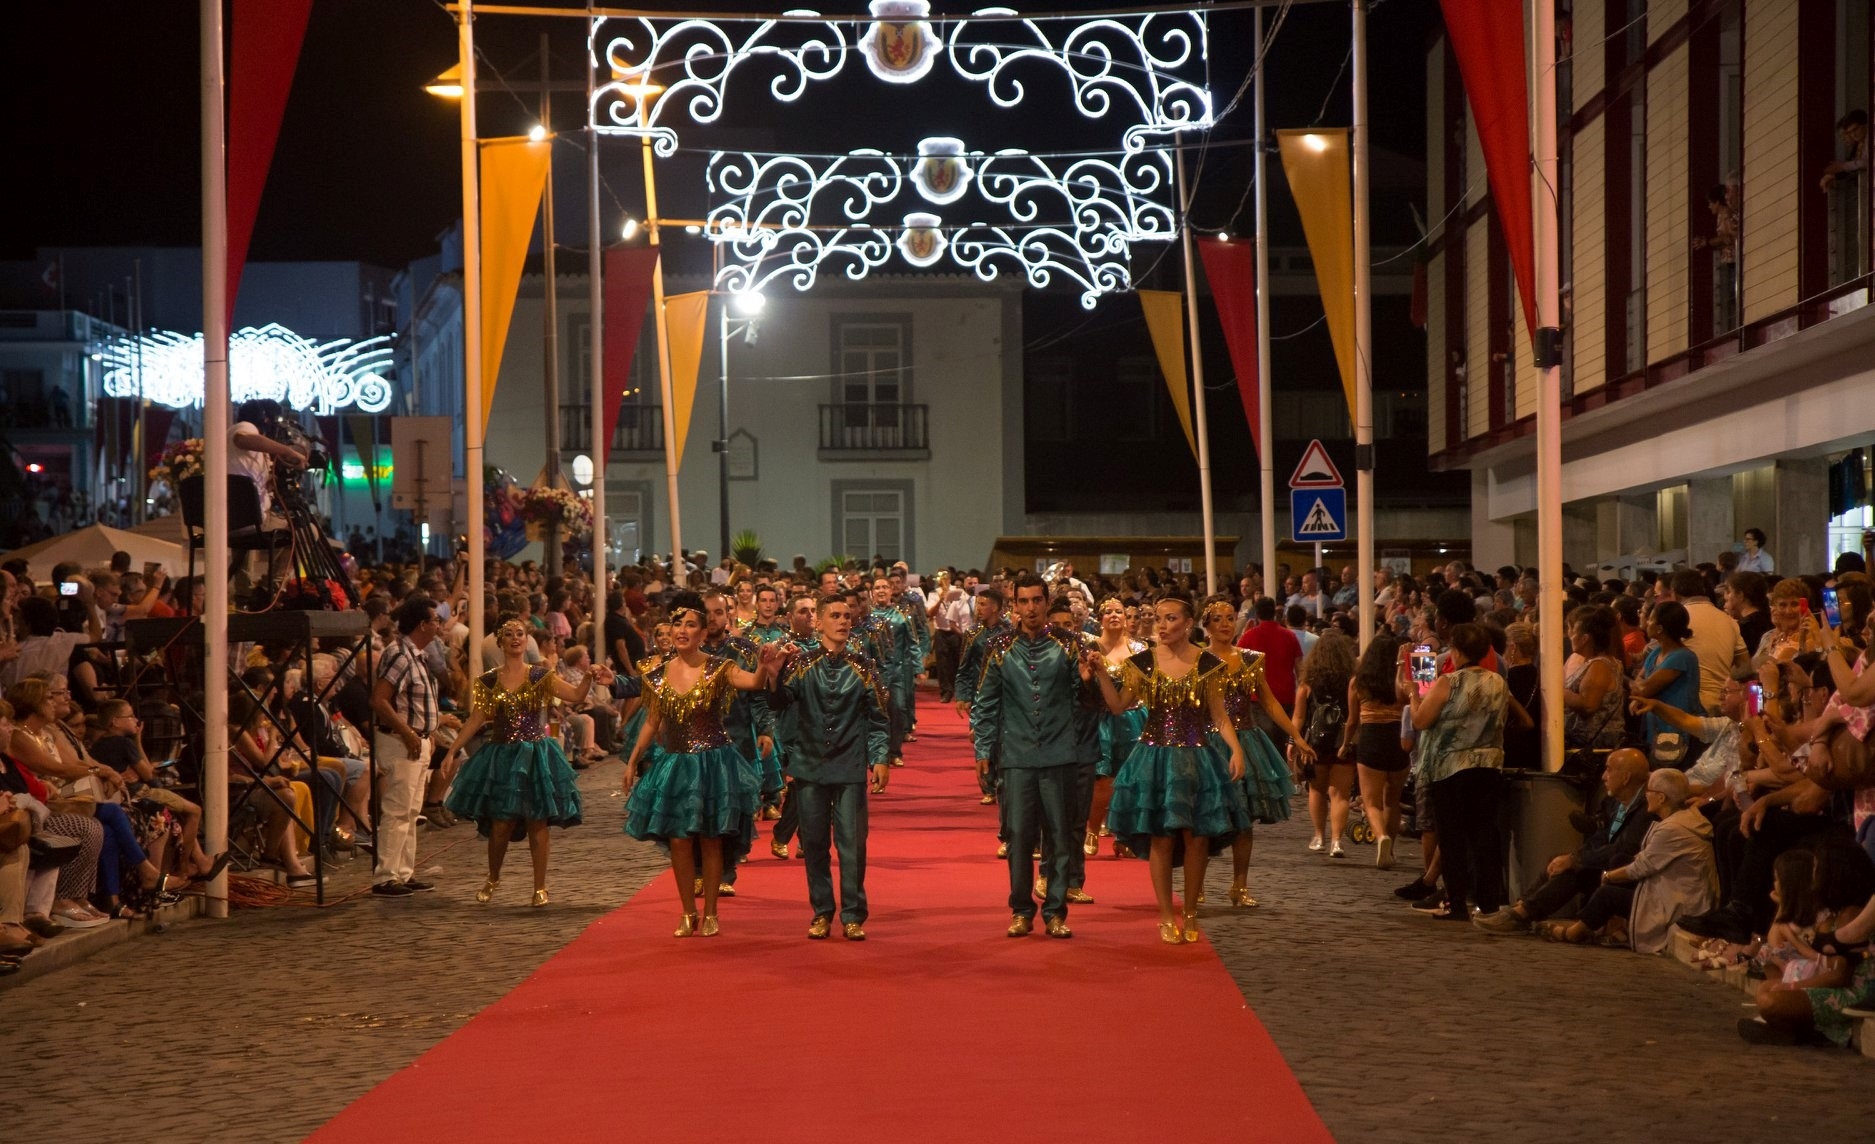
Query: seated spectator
1 595 95 691
1632 602 1702 768
1561 604 1625 752
228 693 316 887
1474 749 1654 935
289 655 373 850
1741 840 1875 1046
89 699 220 882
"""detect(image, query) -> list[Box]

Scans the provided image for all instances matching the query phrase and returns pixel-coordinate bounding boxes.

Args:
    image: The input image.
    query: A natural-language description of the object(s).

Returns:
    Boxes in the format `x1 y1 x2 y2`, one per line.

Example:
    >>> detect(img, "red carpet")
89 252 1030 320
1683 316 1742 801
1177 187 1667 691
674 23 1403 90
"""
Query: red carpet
308 702 1333 1143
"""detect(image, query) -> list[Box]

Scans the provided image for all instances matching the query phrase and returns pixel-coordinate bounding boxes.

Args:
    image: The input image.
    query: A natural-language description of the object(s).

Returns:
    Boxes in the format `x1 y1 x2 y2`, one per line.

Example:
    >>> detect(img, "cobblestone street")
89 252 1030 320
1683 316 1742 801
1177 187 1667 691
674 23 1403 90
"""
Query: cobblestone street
3 759 1871 1143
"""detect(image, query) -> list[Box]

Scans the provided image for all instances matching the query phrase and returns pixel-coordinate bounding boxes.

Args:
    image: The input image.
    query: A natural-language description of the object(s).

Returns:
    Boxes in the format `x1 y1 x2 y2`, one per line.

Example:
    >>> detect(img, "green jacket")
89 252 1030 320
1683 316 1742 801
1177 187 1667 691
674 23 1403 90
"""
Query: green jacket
768 643 891 784
970 625 1099 769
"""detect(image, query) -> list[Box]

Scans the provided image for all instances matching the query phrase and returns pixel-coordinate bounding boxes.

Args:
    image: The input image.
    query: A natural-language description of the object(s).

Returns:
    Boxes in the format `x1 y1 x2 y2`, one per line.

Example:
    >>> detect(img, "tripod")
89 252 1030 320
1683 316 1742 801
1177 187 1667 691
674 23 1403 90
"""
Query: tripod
271 461 356 610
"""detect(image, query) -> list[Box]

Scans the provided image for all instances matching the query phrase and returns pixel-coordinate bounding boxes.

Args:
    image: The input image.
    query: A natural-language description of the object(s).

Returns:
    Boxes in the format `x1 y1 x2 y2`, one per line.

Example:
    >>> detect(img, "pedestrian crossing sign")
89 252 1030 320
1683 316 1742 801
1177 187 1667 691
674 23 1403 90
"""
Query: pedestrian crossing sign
1290 487 1347 542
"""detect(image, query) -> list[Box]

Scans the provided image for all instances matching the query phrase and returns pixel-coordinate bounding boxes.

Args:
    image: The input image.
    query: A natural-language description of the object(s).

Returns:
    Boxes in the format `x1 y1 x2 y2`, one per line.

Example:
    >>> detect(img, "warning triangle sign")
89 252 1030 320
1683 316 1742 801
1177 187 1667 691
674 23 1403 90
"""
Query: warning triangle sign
1289 439 1344 487
1297 497 1341 536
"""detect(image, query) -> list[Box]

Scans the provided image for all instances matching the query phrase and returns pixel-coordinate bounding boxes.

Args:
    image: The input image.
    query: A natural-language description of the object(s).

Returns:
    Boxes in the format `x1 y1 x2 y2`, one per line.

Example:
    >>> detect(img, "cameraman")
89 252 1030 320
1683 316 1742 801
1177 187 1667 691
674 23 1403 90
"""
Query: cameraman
232 400 308 581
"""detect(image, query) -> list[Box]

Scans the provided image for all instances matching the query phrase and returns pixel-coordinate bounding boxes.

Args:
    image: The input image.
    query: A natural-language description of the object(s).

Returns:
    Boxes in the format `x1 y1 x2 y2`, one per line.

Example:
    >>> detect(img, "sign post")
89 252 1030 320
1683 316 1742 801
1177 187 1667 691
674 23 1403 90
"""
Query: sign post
1289 439 1347 556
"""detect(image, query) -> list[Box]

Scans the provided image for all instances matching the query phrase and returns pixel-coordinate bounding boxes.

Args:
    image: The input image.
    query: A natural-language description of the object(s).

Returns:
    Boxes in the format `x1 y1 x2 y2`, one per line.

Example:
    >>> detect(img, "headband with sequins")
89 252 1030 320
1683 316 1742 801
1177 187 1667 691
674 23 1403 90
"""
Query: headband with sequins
669 605 704 625
497 619 529 640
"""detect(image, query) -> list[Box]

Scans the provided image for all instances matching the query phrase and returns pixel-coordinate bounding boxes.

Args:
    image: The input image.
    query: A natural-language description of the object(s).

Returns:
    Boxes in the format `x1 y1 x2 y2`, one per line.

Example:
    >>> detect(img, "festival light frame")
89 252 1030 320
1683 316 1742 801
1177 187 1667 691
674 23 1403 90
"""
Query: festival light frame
100 322 396 413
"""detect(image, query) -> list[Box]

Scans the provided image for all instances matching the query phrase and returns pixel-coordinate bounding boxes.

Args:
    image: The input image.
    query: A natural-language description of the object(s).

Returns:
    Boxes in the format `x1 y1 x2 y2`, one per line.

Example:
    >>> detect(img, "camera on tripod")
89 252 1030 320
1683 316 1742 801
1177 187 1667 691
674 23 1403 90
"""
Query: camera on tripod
236 399 329 475
235 399 354 610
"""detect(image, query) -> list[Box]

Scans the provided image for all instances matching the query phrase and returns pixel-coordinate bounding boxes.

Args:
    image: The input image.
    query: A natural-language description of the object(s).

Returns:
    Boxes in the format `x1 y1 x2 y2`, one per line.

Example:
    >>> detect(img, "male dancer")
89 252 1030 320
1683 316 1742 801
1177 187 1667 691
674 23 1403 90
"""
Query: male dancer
770 589 823 858
889 564 931 740
971 573 1092 939
1041 594 1101 906
767 594 891 939
744 583 792 646
863 576 916 767
700 588 776 891
955 586 1010 815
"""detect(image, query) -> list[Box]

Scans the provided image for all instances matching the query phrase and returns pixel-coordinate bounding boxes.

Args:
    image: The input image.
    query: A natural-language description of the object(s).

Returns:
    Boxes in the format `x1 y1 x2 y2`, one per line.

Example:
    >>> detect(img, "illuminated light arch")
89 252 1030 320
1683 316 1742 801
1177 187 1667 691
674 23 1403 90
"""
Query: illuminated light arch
100 323 396 413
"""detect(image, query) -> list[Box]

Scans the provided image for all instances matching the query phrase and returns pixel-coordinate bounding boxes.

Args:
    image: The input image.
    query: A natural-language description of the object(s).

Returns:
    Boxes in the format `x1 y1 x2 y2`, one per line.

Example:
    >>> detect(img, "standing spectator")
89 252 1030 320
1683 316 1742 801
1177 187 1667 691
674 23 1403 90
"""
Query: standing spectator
1661 570 1748 713
1407 623 1516 921
928 570 972 702
1237 597 1301 717
1286 570 1327 621
1818 109 1868 194
369 597 442 897
1736 528 1774 574
603 591 645 675
1727 571 1773 658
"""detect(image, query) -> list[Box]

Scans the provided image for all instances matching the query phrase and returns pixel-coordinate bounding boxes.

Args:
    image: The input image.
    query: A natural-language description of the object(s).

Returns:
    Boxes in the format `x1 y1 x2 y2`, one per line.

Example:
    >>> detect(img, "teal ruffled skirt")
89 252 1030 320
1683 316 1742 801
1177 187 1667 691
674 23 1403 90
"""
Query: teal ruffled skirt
623 743 760 844
1105 741 1253 855
444 738 583 837
1098 706 1148 778
619 703 650 757
1211 727 1295 824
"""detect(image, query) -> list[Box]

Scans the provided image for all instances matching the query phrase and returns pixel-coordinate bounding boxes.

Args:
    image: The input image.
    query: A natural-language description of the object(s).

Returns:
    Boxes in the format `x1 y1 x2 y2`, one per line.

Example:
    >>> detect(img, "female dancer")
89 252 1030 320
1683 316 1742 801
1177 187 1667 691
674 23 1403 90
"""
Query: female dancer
1088 596 1147 858
1093 595 1302 944
1294 632 1357 857
622 594 775 937
1200 598 1306 906
440 619 609 906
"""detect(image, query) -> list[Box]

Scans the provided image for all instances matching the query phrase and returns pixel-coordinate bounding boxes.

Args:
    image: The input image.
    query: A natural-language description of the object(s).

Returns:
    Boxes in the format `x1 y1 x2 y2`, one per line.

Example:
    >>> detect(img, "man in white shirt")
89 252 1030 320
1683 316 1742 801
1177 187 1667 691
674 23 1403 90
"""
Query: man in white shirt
1285 570 1327 620
1735 528 1773 574
1661 570 1748 712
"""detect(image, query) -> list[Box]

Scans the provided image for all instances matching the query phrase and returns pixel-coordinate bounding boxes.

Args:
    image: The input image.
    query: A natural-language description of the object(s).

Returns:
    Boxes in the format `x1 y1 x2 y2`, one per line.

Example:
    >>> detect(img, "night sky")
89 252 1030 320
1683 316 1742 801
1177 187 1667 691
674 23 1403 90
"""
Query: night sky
4 0 1436 269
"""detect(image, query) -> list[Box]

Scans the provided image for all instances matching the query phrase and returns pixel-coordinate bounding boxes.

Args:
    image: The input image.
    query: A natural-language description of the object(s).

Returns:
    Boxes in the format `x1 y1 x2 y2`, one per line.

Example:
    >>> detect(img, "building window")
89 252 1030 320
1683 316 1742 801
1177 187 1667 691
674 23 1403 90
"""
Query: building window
832 480 915 565
832 315 911 407
1027 356 1073 441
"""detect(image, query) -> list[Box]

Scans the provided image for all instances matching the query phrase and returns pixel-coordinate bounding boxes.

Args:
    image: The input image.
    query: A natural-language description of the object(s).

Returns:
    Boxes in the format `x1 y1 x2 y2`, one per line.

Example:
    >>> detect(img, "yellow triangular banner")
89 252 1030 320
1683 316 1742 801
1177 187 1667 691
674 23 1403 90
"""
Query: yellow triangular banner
664 290 711 466
1139 289 1197 460
1276 129 1357 421
478 135 551 437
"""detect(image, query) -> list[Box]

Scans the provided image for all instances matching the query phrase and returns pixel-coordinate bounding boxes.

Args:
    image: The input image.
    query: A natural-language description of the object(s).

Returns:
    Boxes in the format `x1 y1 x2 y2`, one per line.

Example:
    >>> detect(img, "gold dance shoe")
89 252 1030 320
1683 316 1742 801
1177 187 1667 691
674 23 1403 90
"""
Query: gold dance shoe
717 882 737 898
1066 888 1095 905
995 841 1009 859
1033 876 1049 901
1083 831 1098 856
1229 886 1260 908
700 914 720 937
692 878 704 896
1194 891 1207 906
770 840 789 860
675 913 698 938
1181 912 1201 943
808 915 832 939
1044 917 1073 939
842 922 867 941
1158 921 1184 945
531 888 549 908
475 878 498 904
1006 915 1033 937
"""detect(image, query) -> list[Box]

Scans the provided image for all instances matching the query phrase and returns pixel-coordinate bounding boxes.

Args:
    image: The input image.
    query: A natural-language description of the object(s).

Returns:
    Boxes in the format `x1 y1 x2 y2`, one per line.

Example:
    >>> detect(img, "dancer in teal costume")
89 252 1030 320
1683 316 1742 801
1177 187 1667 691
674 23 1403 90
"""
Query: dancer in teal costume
622 595 780 938
441 619 613 907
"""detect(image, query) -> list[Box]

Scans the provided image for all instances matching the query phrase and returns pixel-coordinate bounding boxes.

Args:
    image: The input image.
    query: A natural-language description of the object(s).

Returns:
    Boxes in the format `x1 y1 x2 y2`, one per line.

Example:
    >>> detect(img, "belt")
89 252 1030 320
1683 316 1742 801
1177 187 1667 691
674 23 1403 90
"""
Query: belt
376 726 432 738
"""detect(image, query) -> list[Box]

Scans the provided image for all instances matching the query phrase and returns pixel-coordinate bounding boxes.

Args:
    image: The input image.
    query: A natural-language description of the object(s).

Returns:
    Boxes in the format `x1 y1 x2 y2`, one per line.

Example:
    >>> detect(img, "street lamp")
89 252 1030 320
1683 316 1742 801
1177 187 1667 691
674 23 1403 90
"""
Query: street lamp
715 289 764 559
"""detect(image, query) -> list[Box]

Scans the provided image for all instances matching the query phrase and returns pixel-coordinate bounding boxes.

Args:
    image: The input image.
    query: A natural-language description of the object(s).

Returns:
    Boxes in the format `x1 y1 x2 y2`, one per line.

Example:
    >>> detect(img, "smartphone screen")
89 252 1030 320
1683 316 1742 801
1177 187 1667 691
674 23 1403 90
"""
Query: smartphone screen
1822 587 1842 628
1411 644 1437 695
1746 681 1763 717
59 581 79 597
1798 597 1811 617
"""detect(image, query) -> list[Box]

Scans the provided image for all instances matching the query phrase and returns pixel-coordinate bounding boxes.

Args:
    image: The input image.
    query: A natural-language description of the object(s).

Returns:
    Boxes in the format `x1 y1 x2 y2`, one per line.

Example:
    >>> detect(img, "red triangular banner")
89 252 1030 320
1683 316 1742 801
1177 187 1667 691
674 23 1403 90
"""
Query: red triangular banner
226 0 315 327
1438 0 1538 346
1196 239 1261 459
601 247 662 461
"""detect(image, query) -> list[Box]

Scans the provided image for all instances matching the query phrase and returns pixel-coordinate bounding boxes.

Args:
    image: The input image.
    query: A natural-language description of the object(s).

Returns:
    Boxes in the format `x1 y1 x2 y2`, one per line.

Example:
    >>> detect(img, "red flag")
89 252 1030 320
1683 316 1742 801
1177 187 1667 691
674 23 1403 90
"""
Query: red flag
227 0 314 326
601 247 662 459
1196 239 1261 458
1438 0 1537 346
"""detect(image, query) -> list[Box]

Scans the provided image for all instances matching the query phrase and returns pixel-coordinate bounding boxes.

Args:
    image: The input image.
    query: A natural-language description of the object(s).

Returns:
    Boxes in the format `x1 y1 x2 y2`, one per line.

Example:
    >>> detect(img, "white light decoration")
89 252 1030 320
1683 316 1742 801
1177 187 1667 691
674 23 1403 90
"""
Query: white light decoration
707 145 1174 308
858 1 941 84
100 323 395 413
589 6 1212 152
910 136 973 204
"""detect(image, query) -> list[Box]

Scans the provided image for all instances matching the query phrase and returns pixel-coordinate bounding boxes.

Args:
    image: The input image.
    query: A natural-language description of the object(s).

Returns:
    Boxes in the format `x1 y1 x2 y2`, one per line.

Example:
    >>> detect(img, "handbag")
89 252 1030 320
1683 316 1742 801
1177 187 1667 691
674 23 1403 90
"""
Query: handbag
27 830 83 870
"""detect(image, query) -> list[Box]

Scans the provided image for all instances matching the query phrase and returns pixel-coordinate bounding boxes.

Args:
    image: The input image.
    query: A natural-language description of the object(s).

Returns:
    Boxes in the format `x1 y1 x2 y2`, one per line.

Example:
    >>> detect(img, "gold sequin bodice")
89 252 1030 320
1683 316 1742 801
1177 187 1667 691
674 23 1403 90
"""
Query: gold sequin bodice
650 655 736 752
1122 651 1225 748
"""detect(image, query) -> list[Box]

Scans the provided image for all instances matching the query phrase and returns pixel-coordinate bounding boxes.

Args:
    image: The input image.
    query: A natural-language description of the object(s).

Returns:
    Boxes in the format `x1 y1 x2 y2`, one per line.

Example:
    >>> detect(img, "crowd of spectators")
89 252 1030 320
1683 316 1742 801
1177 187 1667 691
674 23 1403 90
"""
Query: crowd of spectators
1 535 1871 1048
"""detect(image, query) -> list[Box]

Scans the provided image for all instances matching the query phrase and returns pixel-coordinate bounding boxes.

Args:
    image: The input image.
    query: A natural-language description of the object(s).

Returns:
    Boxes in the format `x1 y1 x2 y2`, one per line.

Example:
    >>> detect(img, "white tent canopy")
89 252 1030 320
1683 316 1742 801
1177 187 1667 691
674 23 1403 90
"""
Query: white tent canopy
2 523 187 584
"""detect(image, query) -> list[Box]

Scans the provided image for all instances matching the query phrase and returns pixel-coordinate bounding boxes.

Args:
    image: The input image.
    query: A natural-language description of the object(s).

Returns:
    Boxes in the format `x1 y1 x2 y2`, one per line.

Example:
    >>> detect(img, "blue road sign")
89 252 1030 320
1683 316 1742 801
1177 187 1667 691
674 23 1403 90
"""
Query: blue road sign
1290 487 1347 543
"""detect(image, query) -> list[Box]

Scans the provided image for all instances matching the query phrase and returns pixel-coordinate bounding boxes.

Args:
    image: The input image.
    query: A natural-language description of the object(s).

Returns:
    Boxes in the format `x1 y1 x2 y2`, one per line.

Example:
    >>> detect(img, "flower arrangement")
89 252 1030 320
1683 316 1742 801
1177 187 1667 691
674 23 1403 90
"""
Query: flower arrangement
519 485 593 542
149 438 206 489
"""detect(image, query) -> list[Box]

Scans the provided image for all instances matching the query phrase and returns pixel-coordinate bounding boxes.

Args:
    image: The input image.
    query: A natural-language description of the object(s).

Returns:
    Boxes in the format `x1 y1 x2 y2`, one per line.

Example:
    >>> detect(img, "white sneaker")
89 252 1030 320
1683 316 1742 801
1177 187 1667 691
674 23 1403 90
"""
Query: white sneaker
1376 836 1395 870
1328 842 1346 859
1307 836 1324 852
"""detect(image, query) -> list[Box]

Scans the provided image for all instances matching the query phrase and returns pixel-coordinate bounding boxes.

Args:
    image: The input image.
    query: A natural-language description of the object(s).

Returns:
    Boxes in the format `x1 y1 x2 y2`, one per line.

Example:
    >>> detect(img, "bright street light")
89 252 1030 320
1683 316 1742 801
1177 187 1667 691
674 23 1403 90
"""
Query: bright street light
731 290 766 317
529 124 548 142
424 65 464 99
622 217 641 241
1303 132 1328 152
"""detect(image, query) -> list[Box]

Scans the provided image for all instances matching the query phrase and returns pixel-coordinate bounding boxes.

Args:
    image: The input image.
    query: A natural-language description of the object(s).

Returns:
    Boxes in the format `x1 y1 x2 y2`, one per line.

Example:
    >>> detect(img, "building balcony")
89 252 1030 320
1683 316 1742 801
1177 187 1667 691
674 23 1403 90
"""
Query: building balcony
558 403 664 459
0 400 85 434
818 404 930 461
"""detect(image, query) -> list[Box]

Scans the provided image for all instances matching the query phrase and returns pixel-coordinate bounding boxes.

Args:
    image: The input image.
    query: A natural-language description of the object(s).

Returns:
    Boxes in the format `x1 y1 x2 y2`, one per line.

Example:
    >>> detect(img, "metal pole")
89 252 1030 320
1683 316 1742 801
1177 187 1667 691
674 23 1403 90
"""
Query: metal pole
641 101 683 576
1533 0 1565 771
586 16 607 662
461 1 487 673
718 300 730 560
1176 135 1219 596
199 0 230 921
132 257 145 524
1254 5 1277 600
1351 0 1376 652
540 33 564 578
